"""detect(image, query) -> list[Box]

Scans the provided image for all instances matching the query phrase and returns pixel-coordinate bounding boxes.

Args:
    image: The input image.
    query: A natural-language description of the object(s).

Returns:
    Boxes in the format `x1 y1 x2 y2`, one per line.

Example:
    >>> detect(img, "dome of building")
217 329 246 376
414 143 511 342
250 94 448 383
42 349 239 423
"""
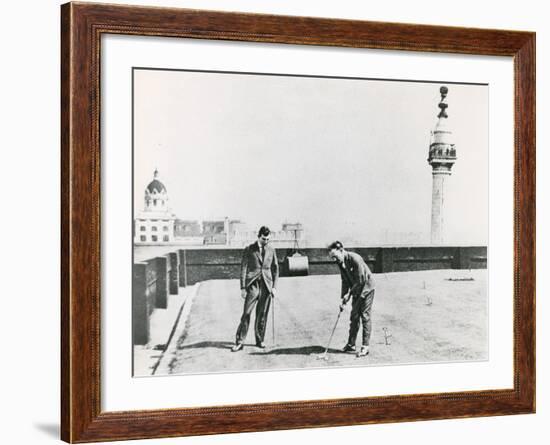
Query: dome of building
146 179 166 194
146 169 166 194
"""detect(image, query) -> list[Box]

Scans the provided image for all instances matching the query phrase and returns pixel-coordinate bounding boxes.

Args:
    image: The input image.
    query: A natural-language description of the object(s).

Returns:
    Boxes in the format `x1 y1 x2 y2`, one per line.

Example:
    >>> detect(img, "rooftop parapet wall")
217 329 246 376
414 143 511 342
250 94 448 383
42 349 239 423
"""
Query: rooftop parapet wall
147 246 487 286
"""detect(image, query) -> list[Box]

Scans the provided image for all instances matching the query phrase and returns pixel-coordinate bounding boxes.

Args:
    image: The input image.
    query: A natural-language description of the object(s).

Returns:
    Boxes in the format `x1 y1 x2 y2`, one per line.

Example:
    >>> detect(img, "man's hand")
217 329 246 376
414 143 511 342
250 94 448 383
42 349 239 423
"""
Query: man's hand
271 288 277 298
340 294 350 311
339 299 346 312
240 288 247 299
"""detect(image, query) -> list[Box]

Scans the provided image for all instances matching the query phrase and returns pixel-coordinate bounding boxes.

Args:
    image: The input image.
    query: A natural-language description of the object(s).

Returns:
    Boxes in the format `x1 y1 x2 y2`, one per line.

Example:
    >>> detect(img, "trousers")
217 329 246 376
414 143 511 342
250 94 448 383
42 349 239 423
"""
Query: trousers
347 289 375 346
235 279 271 344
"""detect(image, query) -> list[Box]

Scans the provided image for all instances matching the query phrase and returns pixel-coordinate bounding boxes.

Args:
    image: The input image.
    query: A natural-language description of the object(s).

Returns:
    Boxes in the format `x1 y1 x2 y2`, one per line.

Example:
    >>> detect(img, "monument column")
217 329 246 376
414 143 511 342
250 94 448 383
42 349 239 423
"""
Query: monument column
428 86 457 244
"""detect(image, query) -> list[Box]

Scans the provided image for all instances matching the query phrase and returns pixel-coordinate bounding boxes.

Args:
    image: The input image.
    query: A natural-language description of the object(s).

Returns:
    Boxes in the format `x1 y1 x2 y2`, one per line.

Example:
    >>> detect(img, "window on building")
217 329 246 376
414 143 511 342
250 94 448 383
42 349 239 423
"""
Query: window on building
152 226 157 232
153 199 157 206
152 235 158 242
140 226 146 231
163 226 169 232
140 235 146 242
163 235 169 242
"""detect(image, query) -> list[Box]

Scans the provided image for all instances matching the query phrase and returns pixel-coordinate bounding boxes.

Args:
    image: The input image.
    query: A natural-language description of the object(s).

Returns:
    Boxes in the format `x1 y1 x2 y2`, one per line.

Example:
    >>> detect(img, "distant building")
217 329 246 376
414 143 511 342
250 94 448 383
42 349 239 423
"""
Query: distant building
134 169 176 244
227 220 248 237
174 219 202 237
228 222 306 248
202 219 228 245
134 171 307 247
172 219 204 246
281 222 305 246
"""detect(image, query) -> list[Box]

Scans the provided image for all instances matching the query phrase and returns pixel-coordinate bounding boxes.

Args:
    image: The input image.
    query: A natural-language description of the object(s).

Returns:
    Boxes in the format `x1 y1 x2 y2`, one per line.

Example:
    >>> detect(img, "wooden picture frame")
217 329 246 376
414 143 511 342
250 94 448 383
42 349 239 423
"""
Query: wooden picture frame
61 2 535 442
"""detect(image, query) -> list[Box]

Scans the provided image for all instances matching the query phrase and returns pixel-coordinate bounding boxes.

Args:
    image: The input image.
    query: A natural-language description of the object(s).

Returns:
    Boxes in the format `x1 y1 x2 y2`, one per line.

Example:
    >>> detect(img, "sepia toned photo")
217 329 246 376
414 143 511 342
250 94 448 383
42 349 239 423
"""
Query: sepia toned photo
132 68 488 377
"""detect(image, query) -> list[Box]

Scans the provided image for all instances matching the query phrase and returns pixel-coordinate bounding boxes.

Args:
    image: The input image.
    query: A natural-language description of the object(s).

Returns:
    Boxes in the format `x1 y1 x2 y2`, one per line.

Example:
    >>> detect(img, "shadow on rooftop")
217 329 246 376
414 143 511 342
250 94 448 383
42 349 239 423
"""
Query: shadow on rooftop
177 340 255 351
249 345 344 356
176 342 345 356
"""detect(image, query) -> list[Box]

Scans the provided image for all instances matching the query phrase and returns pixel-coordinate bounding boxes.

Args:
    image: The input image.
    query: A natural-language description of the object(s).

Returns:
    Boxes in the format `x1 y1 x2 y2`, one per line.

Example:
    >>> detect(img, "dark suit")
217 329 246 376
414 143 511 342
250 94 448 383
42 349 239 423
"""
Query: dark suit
339 251 376 346
235 242 279 344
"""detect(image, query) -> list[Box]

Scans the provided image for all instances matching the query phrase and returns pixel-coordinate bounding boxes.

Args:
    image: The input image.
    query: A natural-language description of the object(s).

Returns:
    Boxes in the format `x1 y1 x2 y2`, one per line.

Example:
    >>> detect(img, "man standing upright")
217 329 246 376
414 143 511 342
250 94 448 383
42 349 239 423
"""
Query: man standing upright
232 226 279 352
328 241 375 357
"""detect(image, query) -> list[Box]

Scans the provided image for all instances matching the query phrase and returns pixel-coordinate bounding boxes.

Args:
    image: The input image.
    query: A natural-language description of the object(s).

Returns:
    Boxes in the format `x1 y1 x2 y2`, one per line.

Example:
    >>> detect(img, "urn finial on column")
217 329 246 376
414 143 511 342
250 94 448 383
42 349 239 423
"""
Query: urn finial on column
438 86 449 119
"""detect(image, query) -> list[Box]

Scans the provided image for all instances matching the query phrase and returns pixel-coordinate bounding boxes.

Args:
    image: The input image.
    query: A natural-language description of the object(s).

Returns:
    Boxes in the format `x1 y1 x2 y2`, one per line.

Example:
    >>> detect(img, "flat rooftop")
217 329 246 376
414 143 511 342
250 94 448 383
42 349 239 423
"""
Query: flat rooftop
163 269 487 376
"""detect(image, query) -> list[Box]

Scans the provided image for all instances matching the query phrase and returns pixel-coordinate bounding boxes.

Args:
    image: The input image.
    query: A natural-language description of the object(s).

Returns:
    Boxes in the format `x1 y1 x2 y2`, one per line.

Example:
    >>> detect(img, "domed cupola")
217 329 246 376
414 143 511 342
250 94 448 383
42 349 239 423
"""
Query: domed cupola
144 169 169 212
146 169 167 194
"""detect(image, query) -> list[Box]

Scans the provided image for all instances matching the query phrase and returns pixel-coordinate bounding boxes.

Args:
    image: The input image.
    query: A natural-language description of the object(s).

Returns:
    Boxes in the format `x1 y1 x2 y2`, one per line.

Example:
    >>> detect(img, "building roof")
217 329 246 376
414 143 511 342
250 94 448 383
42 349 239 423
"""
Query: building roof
146 169 167 194
146 179 166 194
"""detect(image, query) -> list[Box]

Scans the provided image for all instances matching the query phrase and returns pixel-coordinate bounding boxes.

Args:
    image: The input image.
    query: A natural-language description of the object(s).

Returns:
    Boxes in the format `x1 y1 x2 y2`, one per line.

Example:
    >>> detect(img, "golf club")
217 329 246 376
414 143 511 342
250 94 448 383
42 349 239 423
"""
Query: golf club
271 292 275 345
317 293 349 361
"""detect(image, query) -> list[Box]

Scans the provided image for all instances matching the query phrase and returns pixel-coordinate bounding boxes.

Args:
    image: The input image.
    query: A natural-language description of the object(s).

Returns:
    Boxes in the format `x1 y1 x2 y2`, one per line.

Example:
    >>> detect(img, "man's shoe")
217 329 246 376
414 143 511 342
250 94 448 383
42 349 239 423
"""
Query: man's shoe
256 342 266 349
356 346 369 357
231 343 243 352
342 344 356 353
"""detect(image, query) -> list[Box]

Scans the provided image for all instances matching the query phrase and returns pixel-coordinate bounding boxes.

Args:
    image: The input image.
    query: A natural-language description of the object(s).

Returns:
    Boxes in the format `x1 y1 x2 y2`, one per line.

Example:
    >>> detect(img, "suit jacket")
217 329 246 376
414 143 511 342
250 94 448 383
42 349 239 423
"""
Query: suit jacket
240 242 279 292
339 251 375 298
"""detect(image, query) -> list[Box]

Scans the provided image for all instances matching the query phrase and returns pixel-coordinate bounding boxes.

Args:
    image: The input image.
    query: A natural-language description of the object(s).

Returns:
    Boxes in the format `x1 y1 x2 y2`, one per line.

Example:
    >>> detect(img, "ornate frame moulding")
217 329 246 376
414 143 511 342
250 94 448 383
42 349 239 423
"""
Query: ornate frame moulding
61 2 535 442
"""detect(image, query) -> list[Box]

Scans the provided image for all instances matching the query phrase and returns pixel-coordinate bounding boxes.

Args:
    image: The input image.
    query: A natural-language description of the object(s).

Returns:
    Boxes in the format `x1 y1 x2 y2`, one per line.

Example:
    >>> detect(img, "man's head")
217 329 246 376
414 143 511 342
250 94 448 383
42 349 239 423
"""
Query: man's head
328 240 345 263
257 226 271 247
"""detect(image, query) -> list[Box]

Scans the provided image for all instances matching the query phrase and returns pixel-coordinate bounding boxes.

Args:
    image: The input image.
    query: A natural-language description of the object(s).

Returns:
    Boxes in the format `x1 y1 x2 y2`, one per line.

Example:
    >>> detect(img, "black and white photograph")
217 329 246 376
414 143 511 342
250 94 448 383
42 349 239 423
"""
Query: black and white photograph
3 0 545 443
132 68 488 377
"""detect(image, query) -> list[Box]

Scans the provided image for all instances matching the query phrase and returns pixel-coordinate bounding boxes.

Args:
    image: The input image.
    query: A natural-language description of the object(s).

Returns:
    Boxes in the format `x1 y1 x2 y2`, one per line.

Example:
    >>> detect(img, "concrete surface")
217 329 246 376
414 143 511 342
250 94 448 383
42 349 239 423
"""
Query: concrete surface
163 269 487 375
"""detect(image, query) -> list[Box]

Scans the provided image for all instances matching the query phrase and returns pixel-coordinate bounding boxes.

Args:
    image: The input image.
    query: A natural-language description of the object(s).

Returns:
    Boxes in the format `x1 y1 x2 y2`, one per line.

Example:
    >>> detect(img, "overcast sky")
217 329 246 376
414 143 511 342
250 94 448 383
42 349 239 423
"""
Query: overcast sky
133 68 488 246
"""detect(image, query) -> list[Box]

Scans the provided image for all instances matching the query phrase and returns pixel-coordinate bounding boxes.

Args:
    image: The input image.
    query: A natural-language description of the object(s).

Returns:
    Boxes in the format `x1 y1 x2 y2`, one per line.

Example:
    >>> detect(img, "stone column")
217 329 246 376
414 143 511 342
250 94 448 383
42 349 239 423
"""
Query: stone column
430 168 451 244
427 86 456 245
